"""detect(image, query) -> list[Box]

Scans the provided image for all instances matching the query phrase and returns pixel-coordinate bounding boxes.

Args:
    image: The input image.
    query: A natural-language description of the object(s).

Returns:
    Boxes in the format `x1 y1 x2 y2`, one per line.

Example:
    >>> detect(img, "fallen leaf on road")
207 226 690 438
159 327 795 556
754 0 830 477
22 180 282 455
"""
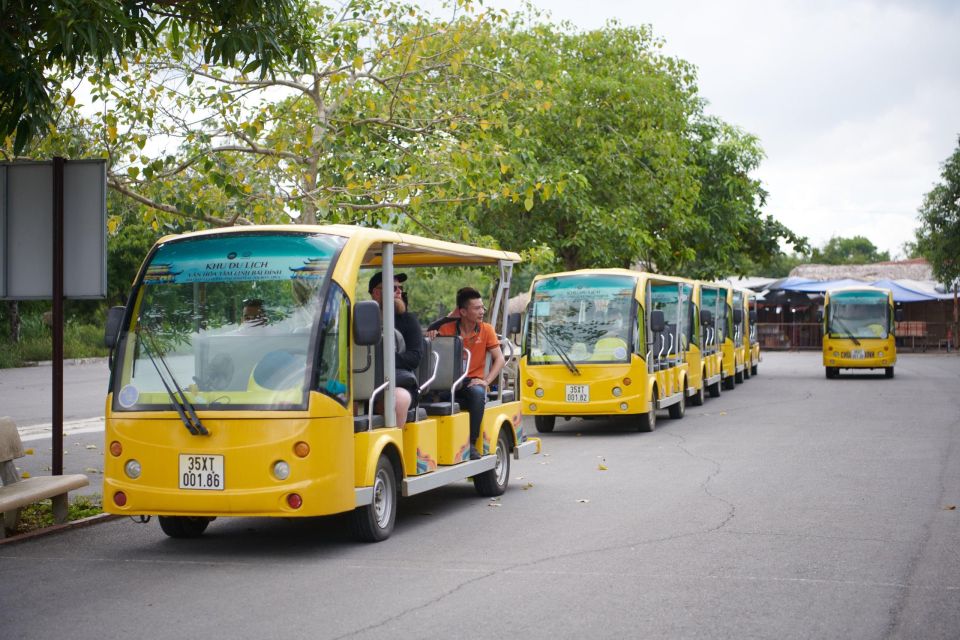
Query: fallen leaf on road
85 467 100 474
523 482 534 490
598 463 608 471
24 448 34 455
577 498 590 503
488 502 502 507
21 471 31 479
945 505 957 511
719 411 727 416
85 444 97 450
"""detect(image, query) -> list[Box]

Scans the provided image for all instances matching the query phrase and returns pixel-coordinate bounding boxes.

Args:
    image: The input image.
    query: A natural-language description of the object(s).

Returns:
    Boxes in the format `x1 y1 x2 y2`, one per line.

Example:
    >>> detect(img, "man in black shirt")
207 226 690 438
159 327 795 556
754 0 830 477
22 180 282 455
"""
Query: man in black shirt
369 271 424 426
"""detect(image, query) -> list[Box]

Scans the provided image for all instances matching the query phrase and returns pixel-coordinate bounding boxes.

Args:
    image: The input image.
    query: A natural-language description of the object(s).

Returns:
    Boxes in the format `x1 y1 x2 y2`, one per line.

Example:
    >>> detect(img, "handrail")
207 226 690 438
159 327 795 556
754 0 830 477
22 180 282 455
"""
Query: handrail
449 348 472 415
418 350 440 393
367 380 390 431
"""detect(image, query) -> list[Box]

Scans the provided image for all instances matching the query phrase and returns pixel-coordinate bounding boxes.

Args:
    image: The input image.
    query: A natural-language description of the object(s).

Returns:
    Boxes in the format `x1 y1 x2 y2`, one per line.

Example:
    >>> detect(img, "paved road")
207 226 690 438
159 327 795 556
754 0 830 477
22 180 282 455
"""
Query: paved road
2 351 959 639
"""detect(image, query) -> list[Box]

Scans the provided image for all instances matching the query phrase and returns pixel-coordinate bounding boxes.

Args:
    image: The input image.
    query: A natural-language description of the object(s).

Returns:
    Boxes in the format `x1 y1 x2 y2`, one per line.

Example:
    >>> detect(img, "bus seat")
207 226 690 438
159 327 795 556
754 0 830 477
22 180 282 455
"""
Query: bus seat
352 342 385 432
419 335 464 416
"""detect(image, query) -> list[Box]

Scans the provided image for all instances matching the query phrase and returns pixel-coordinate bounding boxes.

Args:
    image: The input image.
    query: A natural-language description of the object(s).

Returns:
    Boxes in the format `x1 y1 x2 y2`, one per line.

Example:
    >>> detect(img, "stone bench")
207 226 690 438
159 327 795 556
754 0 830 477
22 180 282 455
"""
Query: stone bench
1 416 89 538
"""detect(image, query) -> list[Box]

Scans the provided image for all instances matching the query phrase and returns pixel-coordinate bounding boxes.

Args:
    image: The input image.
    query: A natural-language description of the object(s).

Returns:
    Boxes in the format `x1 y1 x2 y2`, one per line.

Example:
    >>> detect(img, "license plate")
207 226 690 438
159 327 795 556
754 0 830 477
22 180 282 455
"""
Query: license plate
851 349 865 359
566 384 590 403
179 454 224 490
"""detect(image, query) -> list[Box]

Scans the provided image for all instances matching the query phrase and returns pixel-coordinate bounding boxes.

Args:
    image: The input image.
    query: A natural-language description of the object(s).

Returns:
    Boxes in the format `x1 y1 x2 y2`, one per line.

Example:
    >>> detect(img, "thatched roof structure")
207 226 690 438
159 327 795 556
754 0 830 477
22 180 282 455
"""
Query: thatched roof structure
791 258 933 282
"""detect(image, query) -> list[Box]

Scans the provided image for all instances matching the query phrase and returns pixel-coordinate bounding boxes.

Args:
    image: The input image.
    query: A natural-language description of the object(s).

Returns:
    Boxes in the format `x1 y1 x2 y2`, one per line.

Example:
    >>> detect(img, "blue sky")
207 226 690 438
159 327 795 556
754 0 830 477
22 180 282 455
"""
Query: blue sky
431 0 960 257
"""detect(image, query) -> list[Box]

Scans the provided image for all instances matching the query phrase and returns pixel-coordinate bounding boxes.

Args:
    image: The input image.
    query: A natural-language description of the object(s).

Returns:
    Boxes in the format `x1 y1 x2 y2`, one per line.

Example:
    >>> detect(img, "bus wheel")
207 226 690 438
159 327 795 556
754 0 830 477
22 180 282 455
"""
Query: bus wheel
668 383 686 419
474 429 511 497
534 416 555 433
743 364 751 379
825 367 837 379
158 516 210 538
638 390 657 432
734 368 744 384
353 455 397 542
751 363 758 376
708 377 721 398
885 367 894 378
723 375 735 391
691 373 705 406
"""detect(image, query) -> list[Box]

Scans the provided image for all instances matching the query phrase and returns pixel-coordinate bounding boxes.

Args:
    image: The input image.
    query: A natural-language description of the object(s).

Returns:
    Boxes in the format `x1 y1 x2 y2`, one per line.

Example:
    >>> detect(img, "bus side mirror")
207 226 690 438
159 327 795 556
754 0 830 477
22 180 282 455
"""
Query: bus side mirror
699 309 713 327
104 306 125 349
895 309 904 322
354 300 381 346
733 309 743 325
817 310 824 323
506 312 522 335
650 309 666 333
749 310 757 324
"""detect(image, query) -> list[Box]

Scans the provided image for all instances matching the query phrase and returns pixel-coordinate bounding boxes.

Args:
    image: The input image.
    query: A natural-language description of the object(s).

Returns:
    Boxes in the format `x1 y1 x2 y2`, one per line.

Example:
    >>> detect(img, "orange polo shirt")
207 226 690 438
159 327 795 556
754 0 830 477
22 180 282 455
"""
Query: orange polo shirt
437 320 499 380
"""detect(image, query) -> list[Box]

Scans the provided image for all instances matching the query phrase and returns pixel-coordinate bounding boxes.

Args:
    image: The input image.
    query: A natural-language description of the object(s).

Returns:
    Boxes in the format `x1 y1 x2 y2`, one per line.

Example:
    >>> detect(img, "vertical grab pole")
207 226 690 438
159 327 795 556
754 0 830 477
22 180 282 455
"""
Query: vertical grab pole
52 157 65 476
381 244 396 428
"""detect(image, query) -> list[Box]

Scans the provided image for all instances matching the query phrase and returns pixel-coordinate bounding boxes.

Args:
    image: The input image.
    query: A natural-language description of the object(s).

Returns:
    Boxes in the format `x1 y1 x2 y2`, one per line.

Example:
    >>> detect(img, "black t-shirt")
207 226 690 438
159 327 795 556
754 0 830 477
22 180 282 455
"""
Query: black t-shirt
395 311 423 373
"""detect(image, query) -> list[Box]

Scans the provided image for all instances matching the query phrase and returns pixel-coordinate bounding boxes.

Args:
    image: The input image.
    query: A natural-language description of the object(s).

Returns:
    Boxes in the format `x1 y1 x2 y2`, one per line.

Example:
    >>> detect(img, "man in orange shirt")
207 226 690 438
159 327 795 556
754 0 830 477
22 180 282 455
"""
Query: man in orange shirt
437 287 505 460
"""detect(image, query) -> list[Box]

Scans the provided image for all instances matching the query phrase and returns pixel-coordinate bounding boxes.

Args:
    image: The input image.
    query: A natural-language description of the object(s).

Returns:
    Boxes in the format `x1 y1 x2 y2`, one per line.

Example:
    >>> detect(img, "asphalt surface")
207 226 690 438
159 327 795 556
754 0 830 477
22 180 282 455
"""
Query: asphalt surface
1 351 959 639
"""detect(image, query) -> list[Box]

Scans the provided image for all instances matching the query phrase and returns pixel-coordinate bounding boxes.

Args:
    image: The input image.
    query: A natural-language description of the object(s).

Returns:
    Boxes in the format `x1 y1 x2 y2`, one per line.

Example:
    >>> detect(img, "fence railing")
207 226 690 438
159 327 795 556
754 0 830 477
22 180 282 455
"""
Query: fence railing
755 322 955 352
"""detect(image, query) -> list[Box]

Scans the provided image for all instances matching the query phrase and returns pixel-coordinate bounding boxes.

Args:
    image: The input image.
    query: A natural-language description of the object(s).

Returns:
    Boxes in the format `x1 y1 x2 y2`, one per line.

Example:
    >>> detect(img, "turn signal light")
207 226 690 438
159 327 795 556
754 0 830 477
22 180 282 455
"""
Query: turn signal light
109 441 122 457
287 493 303 509
623 377 632 386
294 441 310 458
113 491 127 507
526 379 534 387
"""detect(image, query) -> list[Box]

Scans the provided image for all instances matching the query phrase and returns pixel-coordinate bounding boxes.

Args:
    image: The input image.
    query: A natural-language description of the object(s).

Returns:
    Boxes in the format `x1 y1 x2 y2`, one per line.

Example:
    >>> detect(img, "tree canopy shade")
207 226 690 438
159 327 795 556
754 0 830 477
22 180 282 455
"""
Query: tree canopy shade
915 136 960 287
0 0 316 153
810 235 890 265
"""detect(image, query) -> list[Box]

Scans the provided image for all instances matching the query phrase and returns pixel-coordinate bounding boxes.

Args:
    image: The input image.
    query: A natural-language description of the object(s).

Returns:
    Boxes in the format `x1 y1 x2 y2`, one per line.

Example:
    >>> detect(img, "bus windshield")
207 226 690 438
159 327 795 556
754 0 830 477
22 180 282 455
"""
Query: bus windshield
526 274 635 365
111 232 346 411
828 291 890 339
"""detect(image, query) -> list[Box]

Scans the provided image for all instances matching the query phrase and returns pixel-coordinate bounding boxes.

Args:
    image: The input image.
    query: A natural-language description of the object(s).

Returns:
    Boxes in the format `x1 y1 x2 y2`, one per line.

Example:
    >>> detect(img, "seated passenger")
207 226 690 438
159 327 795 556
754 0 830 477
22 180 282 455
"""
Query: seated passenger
435 287 504 460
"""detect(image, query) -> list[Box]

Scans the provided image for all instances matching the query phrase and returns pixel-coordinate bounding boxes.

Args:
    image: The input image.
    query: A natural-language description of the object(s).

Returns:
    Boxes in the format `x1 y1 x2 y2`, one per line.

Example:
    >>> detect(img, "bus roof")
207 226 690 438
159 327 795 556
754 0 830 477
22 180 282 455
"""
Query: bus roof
531 268 689 286
826 285 892 296
154 224 521 267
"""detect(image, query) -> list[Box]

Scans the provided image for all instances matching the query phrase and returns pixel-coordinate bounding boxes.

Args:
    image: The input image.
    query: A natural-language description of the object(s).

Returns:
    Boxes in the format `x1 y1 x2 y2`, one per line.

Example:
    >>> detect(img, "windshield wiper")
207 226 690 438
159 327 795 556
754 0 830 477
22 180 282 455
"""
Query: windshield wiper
831 317 861 346
138 326 209 436
536 323 581 375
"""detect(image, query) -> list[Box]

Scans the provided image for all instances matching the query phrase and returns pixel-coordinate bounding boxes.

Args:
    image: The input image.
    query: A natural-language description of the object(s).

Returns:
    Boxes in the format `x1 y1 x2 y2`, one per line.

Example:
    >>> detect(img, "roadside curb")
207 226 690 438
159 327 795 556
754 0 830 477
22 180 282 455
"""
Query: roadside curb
23 357 110 367
0 513 119 546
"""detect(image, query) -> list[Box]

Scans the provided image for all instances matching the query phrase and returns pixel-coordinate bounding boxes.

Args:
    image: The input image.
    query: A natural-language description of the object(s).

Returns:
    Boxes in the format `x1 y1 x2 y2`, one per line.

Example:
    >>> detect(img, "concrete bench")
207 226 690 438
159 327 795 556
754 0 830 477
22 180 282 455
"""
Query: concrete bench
1 416 89 538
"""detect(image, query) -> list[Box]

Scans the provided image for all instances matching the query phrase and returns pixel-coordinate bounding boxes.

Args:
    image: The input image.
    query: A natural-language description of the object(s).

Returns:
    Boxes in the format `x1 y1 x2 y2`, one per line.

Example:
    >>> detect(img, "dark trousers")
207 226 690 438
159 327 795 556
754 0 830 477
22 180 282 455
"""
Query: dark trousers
455 384 487 441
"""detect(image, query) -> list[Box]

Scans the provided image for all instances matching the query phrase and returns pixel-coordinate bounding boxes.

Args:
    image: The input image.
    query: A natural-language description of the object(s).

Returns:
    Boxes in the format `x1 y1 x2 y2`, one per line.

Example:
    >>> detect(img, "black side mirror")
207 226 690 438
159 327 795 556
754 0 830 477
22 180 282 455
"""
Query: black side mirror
749 310 757 323
733 309 744 325
506 312 522 335
353 300 381 346
699 309 713 327
650 309 666 333
104 306 125 349
895 308 904 322
817 310 824 323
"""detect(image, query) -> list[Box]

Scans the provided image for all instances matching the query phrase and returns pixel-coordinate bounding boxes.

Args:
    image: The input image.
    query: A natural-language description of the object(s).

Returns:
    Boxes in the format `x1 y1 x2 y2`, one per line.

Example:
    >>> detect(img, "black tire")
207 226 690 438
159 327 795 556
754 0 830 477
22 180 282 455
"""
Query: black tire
474 429 511 497
734 368 744 384
751 363 758 376
668 381 686 419
638 389 657 432
534 416 556 433
743 363 751 379
885 367 894 379
723 375 735 390
158 516 210 538
353 455 397 542
690 371 705 406
708 377 722 398
825 367 837 379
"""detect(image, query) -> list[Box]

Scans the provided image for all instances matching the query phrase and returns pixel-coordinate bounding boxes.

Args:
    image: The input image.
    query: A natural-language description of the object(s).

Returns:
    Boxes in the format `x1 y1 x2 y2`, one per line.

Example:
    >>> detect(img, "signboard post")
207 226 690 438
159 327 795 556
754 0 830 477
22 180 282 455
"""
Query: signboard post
1 158 107 476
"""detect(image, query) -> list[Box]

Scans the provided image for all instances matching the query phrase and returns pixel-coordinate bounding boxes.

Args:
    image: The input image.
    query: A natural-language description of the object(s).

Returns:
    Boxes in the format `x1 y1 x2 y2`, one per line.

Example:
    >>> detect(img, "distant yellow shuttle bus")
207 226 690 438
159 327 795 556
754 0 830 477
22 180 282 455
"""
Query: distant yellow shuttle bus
822 286 899 379
520 269 696 433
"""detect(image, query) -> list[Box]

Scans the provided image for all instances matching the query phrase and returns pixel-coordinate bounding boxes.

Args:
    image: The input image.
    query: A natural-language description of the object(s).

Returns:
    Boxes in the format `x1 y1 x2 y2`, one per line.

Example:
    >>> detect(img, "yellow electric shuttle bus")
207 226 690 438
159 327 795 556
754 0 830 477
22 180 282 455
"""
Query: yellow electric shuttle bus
695 282 725 398
745 290 760 376
102 225 538 541
520 269 692 433
821 286 899 379
731 289 750 383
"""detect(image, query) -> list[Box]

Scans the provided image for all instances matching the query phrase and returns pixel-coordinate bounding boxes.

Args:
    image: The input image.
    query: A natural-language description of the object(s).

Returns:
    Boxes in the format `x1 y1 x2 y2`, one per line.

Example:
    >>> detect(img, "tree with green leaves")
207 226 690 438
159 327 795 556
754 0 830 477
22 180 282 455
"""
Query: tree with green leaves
914 136 960 288
1 0 316 153
811 235 890 265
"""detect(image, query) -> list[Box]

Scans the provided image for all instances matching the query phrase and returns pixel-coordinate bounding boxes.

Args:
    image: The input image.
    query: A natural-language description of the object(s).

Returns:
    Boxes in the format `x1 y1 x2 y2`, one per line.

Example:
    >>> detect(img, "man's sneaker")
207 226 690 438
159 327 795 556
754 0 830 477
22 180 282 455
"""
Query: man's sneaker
469 446 482 460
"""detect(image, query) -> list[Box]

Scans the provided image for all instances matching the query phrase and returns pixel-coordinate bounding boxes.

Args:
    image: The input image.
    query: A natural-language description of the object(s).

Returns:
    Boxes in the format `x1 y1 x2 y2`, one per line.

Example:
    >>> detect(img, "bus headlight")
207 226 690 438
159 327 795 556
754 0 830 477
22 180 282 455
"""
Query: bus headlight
124 459 141 479
535 387 545 398
272 460 291 481
612 386 622 397
833 351 840 357
529 403 537 412
877 351 884 358
619 403 629 411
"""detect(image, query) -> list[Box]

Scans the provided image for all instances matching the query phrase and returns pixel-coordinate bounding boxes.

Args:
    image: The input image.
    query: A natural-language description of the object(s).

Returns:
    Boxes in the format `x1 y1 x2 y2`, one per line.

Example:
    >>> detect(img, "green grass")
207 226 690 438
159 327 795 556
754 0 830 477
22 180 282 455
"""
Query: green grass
0 315 108 368
12 494 103 535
